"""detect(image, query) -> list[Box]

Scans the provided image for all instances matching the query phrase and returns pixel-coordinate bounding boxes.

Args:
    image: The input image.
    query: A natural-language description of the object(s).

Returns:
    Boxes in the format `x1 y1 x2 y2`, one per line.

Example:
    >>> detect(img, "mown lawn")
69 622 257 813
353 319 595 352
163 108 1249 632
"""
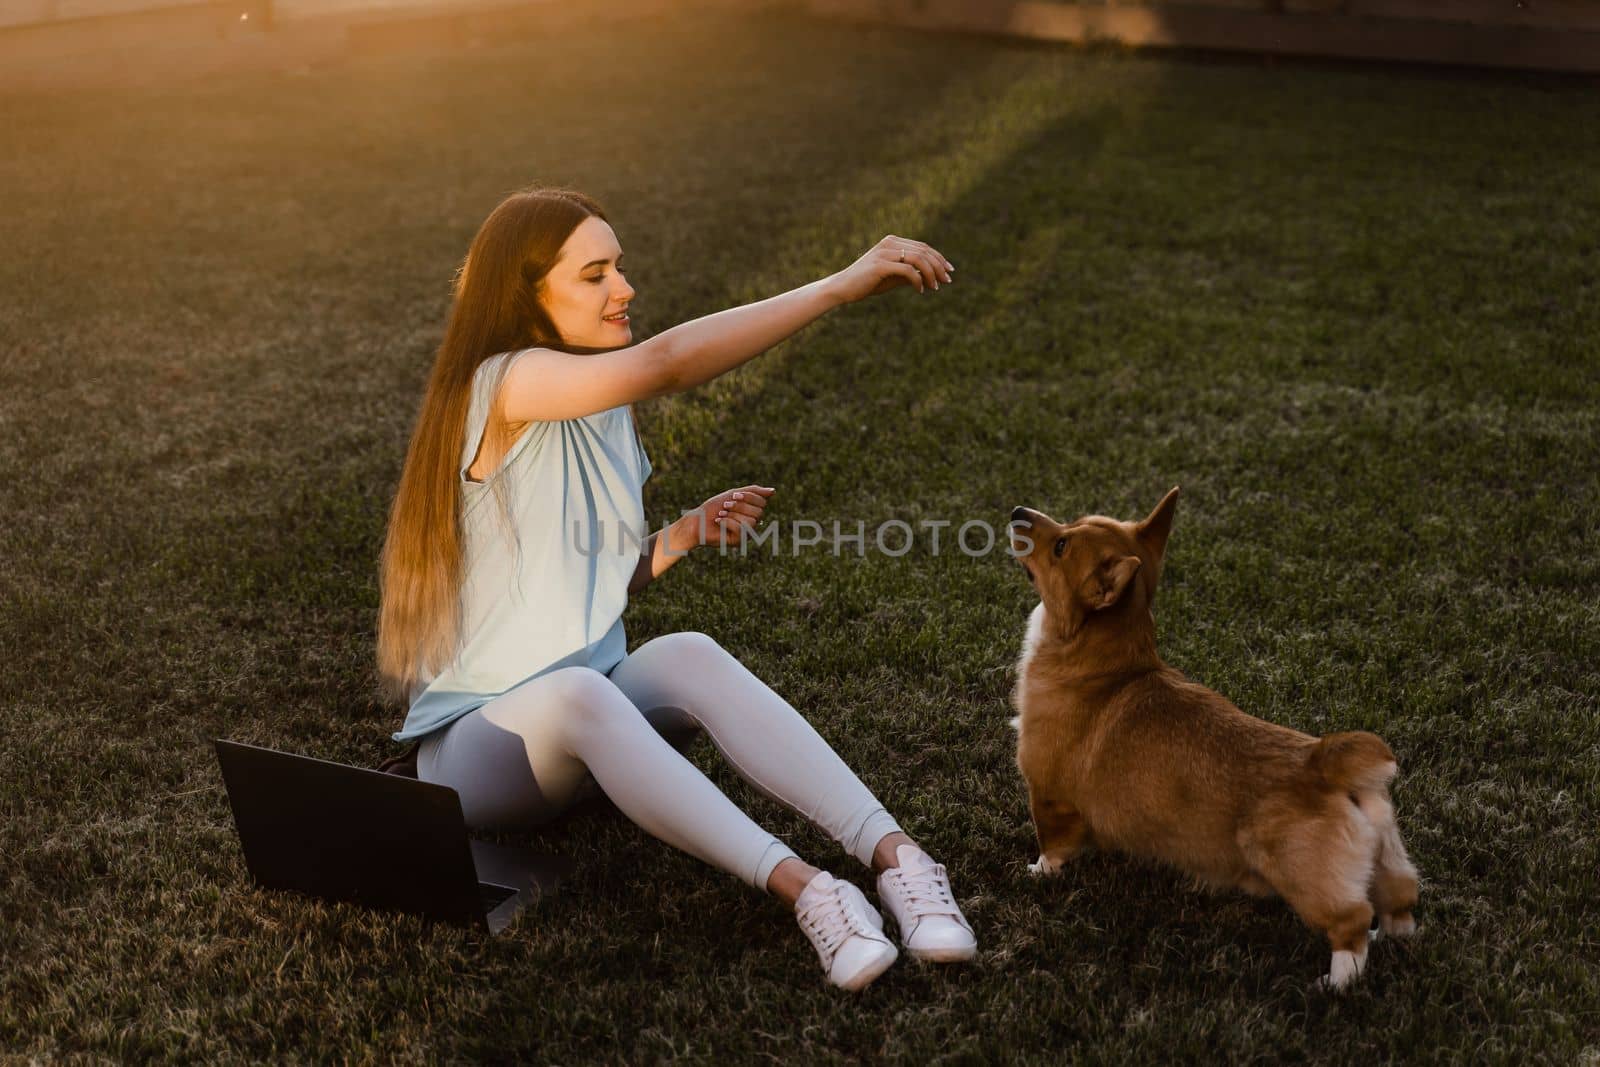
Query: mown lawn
2 7 1597 1062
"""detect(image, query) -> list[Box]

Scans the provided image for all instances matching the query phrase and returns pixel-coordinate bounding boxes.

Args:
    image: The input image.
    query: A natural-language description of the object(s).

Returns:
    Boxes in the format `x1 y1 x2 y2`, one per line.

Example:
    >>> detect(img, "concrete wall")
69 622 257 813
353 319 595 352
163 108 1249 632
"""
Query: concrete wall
7 0 1596 88
0 0 693 89
0 0 495 30
0 0 212 31
271 0 518 20
804 0 1600 74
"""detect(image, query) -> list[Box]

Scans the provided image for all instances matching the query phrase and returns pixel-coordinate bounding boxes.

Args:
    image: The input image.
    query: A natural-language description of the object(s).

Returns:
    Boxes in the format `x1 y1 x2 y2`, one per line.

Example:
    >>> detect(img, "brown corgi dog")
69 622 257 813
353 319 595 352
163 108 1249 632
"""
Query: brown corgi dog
1008 487 1419 989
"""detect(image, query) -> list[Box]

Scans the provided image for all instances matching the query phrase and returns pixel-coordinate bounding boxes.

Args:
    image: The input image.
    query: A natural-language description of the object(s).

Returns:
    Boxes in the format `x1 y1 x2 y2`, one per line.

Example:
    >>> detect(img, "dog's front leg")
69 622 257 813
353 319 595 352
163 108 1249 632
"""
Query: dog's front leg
1027 791 1090 876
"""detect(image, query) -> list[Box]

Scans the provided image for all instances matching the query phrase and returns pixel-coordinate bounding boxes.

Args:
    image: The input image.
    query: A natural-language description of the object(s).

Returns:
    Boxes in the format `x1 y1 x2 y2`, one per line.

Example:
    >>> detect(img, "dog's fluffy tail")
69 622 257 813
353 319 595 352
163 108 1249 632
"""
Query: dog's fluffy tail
1307 731 1397 793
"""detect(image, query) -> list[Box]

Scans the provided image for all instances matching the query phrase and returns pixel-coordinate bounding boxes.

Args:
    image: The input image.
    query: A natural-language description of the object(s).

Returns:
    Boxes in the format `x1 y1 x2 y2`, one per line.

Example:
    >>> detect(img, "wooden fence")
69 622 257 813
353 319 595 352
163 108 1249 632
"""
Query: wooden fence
803 0 1600 73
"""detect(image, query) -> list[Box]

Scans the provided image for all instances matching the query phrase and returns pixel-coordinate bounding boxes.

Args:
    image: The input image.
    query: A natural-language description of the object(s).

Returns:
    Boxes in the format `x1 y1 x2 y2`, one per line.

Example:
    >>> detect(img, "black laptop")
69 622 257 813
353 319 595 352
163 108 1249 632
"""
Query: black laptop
214 739 572 935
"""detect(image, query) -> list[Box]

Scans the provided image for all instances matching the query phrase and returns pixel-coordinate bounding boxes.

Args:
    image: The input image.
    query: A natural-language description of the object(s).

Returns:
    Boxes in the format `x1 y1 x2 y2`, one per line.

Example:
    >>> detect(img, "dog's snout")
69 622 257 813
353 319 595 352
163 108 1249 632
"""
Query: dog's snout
1011 506 1031 524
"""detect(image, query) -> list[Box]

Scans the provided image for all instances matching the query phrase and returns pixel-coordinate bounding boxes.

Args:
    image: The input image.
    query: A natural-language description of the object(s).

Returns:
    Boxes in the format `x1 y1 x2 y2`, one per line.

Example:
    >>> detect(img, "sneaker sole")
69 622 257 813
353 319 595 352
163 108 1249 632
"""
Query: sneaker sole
834 945 899 991
907 942 977 964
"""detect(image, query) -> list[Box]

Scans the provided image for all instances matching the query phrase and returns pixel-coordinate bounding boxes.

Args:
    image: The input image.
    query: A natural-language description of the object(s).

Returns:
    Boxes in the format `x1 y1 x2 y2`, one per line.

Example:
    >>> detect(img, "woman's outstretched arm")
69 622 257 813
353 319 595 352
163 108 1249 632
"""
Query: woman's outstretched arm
498 236 953 424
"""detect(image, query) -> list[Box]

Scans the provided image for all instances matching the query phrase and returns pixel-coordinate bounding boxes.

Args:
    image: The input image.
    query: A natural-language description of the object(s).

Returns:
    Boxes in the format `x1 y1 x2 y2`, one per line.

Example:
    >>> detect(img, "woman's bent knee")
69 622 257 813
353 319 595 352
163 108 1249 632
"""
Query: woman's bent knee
633 630 728 666
540 665 623 707
539 666 647 745
484 666 636 744
483 666 617 733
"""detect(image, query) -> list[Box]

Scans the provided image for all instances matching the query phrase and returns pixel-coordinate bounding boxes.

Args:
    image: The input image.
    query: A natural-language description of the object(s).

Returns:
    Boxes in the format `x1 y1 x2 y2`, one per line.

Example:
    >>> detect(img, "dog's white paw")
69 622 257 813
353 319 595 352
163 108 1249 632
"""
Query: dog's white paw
1316 949 1368 992
1380 913 1418 938
1008 715 1021 734
1027 854 1064 877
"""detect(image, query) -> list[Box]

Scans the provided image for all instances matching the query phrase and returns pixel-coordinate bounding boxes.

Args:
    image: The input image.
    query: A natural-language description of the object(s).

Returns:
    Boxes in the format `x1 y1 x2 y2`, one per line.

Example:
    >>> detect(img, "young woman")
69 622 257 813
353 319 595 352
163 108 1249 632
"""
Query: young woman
376 187 974 991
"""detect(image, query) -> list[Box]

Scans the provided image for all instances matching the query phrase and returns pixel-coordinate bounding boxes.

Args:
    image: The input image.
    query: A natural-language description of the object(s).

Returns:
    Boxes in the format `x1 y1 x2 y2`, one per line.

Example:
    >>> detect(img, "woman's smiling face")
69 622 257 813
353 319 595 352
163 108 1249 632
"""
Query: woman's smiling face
538 215 635 349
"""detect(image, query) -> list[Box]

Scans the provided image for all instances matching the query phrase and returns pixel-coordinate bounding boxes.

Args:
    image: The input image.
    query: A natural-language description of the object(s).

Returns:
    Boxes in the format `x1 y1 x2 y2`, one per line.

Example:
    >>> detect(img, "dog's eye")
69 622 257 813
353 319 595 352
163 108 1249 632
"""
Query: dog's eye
1053 536 1068 558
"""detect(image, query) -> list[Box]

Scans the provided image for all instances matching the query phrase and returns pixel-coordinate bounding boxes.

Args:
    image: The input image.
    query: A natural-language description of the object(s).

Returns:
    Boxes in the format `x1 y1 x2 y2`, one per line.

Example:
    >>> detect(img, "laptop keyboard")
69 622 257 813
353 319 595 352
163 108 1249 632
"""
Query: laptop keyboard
479 883 517 912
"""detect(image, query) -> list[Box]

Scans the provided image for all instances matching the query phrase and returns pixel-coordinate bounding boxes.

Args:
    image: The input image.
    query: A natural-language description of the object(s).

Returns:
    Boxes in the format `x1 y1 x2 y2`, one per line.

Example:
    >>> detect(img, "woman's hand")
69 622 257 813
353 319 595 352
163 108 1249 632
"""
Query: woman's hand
827 235 954 304
673 485 776 552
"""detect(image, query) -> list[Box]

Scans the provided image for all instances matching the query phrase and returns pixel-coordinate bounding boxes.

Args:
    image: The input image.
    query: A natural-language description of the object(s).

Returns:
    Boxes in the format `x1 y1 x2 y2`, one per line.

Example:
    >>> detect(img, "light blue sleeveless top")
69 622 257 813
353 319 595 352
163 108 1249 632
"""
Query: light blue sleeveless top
393 349 652 742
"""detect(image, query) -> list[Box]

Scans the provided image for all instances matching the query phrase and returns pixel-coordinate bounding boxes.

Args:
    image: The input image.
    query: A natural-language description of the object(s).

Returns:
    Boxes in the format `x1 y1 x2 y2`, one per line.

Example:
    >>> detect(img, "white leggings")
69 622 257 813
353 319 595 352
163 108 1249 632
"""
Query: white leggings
417 631 902 890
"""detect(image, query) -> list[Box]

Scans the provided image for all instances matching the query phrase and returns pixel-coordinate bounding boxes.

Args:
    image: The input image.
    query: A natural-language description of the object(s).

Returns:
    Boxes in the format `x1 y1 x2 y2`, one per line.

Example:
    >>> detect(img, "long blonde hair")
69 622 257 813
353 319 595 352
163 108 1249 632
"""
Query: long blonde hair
376 187 606 705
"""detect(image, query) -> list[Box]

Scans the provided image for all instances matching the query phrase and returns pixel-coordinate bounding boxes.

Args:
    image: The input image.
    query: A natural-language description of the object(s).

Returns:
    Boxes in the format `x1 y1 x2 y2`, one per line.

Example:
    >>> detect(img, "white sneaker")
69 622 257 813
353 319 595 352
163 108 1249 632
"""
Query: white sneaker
876 845 978 963
794 871 899 991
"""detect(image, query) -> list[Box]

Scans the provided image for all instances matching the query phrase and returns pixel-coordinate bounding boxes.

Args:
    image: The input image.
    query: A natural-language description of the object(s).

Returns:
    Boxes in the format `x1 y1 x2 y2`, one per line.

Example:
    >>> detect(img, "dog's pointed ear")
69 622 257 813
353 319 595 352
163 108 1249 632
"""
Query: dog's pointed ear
1136 486 1180 559
1091 555 1142 611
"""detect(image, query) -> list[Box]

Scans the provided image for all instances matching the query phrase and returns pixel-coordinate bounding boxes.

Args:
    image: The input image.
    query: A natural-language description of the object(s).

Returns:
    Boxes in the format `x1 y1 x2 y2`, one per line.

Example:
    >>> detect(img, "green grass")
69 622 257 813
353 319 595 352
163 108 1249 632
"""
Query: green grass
3 8 1599 1061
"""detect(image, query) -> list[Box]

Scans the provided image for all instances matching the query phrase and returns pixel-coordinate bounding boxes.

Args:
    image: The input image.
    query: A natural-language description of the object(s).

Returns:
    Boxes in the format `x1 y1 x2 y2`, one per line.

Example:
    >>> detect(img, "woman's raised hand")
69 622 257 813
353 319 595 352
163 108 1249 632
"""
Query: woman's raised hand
678 485 777 551
828 235 955 304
